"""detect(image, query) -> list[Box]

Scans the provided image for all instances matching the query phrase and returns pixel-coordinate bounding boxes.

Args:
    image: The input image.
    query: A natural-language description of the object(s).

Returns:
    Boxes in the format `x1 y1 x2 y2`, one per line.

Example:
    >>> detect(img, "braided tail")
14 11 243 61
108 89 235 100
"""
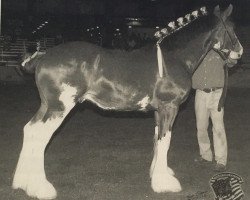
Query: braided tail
20 51 45 74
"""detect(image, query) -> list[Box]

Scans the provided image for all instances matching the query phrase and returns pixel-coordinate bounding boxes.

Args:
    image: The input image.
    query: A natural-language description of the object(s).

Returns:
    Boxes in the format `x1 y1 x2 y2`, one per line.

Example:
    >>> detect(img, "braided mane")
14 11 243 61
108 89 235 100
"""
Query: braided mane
155 7 219 52
155 7 208 43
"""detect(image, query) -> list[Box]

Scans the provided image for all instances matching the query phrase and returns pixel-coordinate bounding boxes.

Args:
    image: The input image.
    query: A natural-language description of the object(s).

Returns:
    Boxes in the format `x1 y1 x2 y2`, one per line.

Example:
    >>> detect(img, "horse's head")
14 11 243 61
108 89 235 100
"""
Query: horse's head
212 4 243 60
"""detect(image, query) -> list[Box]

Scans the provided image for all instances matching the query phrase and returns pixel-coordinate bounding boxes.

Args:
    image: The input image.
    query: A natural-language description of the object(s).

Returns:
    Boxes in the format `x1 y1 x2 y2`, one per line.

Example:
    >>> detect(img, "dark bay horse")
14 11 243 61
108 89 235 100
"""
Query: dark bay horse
13 5 243 199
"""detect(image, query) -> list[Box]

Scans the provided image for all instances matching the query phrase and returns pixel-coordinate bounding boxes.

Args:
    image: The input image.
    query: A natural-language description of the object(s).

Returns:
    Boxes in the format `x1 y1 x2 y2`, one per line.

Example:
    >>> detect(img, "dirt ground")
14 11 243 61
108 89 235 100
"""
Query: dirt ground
0 80 249 200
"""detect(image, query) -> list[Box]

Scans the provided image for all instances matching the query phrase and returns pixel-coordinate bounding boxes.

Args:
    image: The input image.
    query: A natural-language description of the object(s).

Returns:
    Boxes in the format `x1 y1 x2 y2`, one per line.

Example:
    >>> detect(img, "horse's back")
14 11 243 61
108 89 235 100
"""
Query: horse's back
40 41 101 65
39 41 156 71
34 42 159 110
37 41 158 91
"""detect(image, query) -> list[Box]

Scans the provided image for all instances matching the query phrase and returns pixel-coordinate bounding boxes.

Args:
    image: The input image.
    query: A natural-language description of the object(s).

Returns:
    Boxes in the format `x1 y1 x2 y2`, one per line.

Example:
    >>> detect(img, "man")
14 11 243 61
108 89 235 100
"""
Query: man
192 44 239 172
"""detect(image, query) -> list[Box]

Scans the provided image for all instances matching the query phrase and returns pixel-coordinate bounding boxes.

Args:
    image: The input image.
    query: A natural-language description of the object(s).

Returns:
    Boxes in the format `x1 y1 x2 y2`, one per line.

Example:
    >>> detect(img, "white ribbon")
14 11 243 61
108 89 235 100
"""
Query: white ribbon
156 43 163 78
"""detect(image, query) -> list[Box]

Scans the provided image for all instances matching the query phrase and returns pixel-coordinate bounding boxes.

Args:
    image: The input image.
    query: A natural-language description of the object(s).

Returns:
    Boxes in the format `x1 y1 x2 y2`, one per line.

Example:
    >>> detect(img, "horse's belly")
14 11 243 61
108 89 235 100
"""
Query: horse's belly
83 90 153 111
81 73 154 111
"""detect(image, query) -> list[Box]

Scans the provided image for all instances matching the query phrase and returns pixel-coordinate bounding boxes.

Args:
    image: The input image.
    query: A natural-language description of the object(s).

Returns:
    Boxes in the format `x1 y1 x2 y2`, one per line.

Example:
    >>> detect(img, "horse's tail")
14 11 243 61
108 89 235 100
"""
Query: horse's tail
16 41 46 75
22 54 40 74
16 51 45 76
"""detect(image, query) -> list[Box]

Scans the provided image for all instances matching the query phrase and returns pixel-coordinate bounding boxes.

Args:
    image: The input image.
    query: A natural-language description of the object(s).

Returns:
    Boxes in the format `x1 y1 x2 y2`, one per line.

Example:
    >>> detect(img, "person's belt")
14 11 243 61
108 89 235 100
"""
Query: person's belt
202 87 222 93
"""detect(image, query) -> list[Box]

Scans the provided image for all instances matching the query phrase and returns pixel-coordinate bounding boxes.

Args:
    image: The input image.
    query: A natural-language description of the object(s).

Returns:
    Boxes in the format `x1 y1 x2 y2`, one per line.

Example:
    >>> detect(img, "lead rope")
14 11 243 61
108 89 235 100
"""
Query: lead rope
213 48 230 112
218 64 228 111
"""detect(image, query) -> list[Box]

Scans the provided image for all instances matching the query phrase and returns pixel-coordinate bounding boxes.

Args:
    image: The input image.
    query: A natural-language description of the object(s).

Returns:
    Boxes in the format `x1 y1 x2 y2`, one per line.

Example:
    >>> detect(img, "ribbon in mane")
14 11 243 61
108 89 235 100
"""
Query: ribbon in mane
156 43 164 78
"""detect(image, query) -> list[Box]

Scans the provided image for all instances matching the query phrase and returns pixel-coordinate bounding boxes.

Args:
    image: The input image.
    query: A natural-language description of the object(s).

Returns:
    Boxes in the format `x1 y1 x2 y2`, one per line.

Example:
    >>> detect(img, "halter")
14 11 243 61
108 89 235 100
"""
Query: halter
195 10 239 70
211 13 237 62
213 13 239 112
155 7 208 78
220 13 237 48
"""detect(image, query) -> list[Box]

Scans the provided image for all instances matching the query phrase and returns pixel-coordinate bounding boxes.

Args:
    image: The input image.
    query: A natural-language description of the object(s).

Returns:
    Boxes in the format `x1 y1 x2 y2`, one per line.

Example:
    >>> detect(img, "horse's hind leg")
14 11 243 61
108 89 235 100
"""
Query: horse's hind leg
13 83 77 199
150 105 182 193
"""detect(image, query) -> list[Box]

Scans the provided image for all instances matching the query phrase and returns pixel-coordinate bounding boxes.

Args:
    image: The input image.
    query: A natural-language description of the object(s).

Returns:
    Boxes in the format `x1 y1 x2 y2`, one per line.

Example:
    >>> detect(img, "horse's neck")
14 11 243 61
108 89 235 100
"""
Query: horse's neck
163 32 213 74
186 32 213 74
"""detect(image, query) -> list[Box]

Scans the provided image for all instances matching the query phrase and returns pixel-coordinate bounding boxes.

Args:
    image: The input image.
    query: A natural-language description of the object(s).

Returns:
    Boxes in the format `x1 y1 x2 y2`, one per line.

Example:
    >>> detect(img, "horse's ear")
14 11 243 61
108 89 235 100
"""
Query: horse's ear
221 4 233 21
213 5 221 18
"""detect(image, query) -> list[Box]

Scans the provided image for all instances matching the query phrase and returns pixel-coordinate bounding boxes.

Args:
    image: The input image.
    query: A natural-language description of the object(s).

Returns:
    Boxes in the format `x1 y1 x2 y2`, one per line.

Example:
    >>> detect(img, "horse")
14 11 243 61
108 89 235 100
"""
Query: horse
12 5 243 199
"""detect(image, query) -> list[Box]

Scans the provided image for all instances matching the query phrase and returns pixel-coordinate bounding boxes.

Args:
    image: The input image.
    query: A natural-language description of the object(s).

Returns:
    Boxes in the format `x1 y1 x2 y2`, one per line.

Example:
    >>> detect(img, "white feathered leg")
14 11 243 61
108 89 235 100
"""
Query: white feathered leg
13 120 60 199
150 129 182 193
13 83 76 199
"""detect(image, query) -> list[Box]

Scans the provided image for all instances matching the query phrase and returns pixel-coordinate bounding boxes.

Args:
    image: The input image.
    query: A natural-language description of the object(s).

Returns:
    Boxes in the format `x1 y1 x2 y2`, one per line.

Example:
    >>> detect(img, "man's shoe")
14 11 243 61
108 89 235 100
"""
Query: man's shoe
214 163 226 172
194 156 212 165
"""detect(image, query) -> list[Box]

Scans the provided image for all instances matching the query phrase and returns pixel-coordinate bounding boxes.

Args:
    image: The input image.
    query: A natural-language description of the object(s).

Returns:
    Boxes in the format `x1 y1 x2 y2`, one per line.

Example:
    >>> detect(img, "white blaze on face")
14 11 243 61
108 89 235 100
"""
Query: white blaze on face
137 95 150 110
239 43 244 56
230 42 244 60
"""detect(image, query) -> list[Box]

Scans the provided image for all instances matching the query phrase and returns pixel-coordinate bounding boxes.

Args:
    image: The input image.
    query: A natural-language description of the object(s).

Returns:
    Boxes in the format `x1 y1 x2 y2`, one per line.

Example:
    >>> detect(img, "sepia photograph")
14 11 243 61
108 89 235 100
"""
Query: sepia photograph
0 0 249 199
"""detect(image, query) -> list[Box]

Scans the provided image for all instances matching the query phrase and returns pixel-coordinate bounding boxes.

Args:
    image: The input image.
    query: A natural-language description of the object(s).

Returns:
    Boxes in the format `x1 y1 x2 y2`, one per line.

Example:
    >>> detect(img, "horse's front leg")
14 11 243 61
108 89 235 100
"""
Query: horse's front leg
150 104 182 193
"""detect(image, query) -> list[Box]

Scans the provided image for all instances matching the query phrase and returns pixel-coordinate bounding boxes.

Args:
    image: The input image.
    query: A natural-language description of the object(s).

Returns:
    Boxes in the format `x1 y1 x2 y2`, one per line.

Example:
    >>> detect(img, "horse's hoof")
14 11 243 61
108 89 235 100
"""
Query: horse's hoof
151 173 182 193
26 180 57 200
12 173 27 190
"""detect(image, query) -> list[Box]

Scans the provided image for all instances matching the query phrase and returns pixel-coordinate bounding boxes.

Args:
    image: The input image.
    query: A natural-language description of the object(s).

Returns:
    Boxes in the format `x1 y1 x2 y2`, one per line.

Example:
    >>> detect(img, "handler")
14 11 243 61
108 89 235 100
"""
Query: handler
192 46 239 172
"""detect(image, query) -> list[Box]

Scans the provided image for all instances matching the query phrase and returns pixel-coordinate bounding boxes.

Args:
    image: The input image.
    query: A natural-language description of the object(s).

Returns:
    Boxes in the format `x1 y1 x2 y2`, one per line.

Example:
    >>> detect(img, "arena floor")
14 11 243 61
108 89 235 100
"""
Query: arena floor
0 82 249 200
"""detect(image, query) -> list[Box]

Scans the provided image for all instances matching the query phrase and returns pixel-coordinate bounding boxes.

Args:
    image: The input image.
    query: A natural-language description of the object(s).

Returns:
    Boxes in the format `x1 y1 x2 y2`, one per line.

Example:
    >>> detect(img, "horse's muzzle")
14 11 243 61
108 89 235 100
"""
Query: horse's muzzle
230 43 243 60
229 51 242 59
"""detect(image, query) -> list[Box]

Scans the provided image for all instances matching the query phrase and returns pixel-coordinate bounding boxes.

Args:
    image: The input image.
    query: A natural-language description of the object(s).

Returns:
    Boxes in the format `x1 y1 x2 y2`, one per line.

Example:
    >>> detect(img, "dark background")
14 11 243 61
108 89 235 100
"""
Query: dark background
0 1 249 199
1 0 249 42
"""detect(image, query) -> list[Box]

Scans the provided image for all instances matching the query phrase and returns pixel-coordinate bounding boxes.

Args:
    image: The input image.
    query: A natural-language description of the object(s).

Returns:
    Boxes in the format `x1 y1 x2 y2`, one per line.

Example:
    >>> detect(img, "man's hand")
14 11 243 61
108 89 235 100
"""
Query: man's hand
226 56 238 68
229 51 242 60
221 50 240 68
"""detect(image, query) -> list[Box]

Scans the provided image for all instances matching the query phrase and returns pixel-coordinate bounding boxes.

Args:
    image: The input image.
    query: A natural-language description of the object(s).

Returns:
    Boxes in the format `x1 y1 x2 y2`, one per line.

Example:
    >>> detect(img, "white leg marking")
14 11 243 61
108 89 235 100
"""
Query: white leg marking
150 126 159 178
150 127 174 178
137 95 150 110
150 131 182 193
13 83 77 199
